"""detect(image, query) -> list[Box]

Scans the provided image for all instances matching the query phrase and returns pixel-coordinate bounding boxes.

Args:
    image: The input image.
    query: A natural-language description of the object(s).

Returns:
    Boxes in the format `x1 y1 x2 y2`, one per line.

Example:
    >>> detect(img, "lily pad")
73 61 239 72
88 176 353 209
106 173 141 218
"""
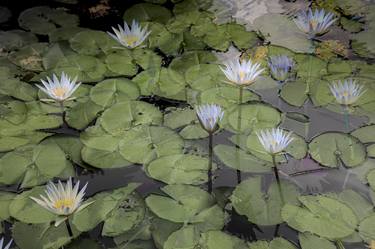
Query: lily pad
214 144 273 173
146 184 225 230
308 132 367 168
105 50 138 76
280 81 309 107
223 103 281 134
99 101 162 135
0 30 38 52
18 6 79 35
231 176 300 226
123 4 172 24
0 191 16 220
146 154 213 185
351 125 375 143
119 125 184 164
358 213 375 242
253 14 314 53
299 233 336 249
281 195 358 240
70 30 117 56
248 237 297 249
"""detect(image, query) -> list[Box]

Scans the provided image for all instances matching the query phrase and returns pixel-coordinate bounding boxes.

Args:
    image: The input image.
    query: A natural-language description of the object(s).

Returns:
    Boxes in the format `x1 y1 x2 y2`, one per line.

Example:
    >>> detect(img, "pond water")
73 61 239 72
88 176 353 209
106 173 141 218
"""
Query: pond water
0 0 375 249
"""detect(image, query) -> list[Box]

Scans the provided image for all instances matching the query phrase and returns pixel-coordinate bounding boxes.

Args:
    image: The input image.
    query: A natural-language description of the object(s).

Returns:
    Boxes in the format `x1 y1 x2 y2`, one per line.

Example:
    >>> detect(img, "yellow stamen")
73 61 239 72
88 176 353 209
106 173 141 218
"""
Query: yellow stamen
54 198 74 210
239 71 246 81
52 87 67 98
123 35 139 47
310 20 318 30
342 91 349 97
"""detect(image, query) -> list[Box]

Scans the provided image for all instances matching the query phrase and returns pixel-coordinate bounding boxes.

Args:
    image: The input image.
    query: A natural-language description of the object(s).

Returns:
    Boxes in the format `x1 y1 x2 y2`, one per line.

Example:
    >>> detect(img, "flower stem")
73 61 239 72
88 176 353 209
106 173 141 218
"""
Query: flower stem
208 132 213 193
343 106 350 132
65 218 73 238
336 240 345 249
59 101 66 126
236 86 244 184
272 155 280 185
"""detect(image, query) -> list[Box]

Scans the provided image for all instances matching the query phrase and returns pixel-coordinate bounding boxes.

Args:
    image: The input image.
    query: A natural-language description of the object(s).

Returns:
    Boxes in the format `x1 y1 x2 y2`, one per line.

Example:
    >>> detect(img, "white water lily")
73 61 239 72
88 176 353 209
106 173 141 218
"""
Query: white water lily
107 20 151 49
37 72 80 102
30 178 90 216
220 57 264 86
294 8 337 38
196 104 224 133
0 238 12 249
256 128 294 155
329 79 366 106
268 55 295 82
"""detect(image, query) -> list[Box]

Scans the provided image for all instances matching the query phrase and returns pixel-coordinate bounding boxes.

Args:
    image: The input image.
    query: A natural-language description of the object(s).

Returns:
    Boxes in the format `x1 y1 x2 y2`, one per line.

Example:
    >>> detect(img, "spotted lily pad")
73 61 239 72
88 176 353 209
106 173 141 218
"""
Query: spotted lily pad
308 132 366 168
231 176 300 226
282 195 358 240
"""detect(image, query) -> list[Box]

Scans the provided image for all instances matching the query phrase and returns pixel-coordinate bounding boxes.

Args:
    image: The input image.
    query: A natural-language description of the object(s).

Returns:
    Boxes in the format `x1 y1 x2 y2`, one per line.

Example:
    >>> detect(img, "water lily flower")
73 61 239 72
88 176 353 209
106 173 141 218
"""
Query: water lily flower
256 128 294 155
329 79 366 106
220 57 264 86
196 104 224 133
30 178 90 217
37 72 80 102
294 8 337 39
0 238 12 249
107 20 151 49
268 55 295 82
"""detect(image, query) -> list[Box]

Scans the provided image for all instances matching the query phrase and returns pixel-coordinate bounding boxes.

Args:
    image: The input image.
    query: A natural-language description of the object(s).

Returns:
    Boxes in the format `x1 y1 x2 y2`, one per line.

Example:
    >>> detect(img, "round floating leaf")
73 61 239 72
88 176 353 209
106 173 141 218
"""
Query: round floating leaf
253 14 314 53
248 237 297 249
170 51 217 73
0 191 15 220
351 125 375 143
214 144 272 173
81 146 132 169
9 186 56 224
299 233 336 249
18 6 79 35
199 86 260 108
146 154 213 185
89 78 140 108
231 176 300 226
163 107 196 129
295 54 327 80
49 27 88 42
72 183 139 232
148 22 183 55
280 81 309 107
358 213 375 242
66 100 103 130
0 30 38 52
8 43 49 72
185 64 225 91
102 192 145 237
225 23 259 49
157 67 186 96
12 221 75 249
146 184 224 230
119 125 184 164
81 125 122 152
281 195 358 240
132 48 162 70
308 132 366 168
100 101 162 135
131 68 160 95
224 103 281 133
70 30 116 56
123 3 172 24
105 50 138 76
65 239 103 249
367 169 375 191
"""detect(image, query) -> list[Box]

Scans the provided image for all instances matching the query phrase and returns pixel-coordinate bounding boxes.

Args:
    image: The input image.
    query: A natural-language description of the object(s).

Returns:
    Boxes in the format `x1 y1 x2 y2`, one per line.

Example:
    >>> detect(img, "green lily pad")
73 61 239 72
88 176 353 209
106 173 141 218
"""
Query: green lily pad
299 233 336 249
148 22 183 55
132 48 162 70
18 6 79 35
295 54 328 80
0 143 73 188
8 43 49 72
12 221 76 249
81 146 132 169
9 186 56 224
231 176 300 226
72 183 140 232
146 185 225 230
248 238 297 249
0 30 38 52
351 125 375 143
253 14 314 53
358 213 375 242
185 64 224 91
214 144 273 173
119 125 184 164
70 30 117 56
198 87 260 108
146 154 213 185
105 50 138 76
170 51 217 73
66 100 103 130
308 132 366 168
280 81 309 107
282 195 358 240
124 4 172 24
131 68 160 95
89 78 140 108
157 67 186 97
99 101 162 135
0 191 16 220
49 27 88 42
223 103 281 134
